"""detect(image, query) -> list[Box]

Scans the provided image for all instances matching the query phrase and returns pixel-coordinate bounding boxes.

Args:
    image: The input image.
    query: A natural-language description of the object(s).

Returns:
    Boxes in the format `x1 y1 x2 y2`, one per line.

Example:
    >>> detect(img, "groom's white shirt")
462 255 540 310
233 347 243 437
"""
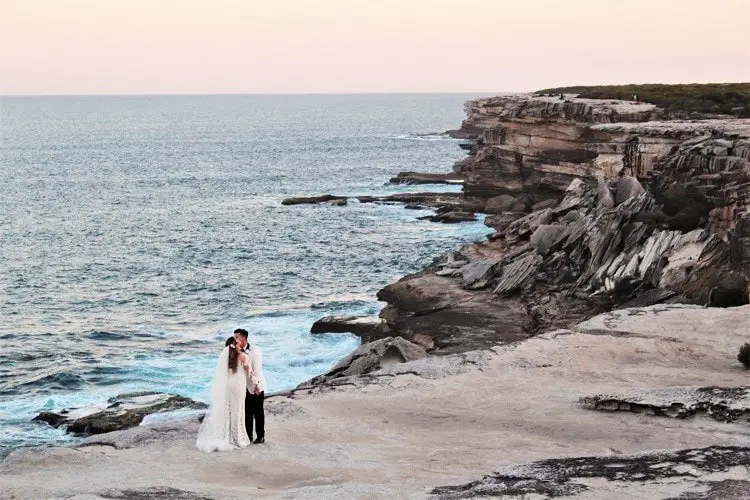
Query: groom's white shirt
245 344 266 393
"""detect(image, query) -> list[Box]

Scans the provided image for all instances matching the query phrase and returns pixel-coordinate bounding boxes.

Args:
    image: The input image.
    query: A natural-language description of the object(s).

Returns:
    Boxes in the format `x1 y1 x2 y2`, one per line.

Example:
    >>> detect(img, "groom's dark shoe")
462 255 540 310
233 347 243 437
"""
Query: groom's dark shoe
253 436 265 444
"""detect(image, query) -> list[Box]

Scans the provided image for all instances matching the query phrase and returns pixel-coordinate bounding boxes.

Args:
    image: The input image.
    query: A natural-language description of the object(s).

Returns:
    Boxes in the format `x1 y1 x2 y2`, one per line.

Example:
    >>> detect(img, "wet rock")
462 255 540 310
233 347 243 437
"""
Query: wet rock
297 337 427 388
281 194 348 205
389 172 465 185
580 386 750 423
422 211 477 223
33 392 207 436
327 198 347 206
310 315 383 339
431 446 750 499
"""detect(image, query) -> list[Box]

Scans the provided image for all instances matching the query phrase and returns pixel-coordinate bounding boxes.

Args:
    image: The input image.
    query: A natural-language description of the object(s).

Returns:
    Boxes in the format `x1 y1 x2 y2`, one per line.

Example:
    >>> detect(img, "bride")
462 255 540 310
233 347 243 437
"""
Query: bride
196 337 258 452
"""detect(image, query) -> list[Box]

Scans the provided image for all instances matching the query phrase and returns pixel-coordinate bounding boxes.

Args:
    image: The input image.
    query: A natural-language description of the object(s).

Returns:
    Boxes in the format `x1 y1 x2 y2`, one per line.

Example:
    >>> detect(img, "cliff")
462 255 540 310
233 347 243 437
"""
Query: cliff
379 94 750 353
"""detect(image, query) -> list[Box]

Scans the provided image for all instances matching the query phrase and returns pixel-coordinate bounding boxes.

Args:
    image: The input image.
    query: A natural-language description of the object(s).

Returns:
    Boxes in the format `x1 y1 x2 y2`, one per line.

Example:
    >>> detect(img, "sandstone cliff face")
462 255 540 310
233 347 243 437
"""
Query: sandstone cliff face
454 94 750 211
378 94 750 353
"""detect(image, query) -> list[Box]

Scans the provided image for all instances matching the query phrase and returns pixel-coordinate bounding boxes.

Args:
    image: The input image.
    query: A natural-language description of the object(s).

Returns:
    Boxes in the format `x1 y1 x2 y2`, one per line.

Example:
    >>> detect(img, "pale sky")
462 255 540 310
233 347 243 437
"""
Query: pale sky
1 0 749 95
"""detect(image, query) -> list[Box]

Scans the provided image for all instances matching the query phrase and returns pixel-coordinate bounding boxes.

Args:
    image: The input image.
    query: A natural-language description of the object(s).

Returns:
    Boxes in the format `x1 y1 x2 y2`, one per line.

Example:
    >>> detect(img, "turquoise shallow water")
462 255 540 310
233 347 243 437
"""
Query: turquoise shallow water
0 93 491 453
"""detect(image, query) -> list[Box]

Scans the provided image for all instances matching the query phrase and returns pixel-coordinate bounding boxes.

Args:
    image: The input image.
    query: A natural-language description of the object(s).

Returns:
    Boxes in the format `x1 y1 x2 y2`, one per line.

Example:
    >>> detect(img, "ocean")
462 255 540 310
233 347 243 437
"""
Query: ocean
0 93 490 455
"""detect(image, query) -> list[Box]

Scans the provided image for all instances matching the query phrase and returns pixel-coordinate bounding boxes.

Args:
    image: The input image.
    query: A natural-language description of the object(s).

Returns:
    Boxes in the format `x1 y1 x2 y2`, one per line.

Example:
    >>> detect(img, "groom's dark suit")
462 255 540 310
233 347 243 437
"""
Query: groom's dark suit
243 344 265 442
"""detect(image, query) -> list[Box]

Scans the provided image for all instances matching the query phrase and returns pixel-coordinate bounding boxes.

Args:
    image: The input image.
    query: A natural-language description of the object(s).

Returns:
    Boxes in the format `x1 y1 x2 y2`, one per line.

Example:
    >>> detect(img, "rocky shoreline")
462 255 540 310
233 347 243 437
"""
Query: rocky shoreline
5 92 750 499
3 303 749 498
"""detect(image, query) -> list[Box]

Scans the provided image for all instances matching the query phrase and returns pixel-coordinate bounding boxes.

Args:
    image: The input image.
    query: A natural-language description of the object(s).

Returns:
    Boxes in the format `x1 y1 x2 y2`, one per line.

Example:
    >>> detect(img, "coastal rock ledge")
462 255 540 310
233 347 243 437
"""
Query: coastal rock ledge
2 304 748 498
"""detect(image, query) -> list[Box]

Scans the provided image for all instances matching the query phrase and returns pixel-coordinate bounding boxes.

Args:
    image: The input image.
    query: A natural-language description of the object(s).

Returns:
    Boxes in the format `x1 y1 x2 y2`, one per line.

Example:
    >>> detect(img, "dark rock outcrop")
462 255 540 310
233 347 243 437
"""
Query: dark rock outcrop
310 315 384 339
281 194 348 205
296 337 427 389
281 192 484 223
389 171 465 185
33 392 206 435
420 211 477 224
739 343 750 369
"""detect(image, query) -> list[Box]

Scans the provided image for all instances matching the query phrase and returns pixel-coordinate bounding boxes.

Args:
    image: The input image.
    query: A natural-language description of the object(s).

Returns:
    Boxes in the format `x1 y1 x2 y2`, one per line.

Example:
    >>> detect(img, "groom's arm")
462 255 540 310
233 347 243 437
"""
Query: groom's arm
251 348 263 373
251 348 263 392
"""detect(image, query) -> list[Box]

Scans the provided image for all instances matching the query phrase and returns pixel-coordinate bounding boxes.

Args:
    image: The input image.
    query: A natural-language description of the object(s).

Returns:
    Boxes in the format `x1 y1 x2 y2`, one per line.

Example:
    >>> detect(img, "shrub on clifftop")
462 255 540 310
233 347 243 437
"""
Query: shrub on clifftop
739 343 750 369
536 83 750 117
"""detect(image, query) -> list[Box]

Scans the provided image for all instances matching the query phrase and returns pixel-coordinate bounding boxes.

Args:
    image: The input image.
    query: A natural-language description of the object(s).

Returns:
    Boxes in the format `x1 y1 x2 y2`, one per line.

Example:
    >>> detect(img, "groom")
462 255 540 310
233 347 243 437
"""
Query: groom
233 328 266 444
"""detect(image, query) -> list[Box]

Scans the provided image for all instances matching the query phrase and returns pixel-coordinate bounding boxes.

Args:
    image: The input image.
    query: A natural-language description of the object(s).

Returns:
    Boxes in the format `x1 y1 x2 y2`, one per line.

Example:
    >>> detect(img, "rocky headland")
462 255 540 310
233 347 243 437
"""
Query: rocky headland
374 93 750 353
4 91 750 499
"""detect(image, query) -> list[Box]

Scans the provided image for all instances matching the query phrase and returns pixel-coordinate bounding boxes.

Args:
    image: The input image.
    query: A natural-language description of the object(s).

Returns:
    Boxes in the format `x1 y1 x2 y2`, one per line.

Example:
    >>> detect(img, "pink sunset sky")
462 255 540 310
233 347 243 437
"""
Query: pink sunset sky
2 0 749 95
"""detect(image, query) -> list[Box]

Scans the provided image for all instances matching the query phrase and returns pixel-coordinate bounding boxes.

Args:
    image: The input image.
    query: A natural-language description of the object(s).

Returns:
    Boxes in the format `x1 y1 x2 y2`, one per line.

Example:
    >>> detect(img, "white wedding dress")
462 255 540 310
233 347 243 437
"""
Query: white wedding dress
195 347 251 452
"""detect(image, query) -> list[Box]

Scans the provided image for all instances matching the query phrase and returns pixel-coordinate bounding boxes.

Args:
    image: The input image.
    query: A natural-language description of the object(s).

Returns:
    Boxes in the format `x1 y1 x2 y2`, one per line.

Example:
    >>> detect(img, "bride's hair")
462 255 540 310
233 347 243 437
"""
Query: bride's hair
225 337 239 373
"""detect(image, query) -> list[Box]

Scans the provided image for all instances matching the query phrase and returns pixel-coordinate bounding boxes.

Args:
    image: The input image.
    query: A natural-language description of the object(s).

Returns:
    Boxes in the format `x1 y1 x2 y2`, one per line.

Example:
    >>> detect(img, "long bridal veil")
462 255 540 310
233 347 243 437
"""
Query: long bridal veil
195 346 234 452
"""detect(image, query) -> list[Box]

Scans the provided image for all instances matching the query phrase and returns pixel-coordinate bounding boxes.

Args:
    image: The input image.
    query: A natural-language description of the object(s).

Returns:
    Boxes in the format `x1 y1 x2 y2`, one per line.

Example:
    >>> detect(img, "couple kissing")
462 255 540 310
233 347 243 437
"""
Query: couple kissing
195 328 266 452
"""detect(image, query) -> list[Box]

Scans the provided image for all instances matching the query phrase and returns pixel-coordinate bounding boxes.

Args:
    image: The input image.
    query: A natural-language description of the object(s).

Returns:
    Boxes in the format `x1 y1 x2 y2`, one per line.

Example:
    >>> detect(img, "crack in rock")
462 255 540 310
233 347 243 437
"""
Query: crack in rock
580 386 750 422
431 446 750 499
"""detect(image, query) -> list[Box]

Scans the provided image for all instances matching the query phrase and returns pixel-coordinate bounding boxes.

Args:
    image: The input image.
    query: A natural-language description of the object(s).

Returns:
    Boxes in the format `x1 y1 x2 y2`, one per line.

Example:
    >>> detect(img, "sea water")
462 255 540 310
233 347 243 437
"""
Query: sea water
0 93 490 454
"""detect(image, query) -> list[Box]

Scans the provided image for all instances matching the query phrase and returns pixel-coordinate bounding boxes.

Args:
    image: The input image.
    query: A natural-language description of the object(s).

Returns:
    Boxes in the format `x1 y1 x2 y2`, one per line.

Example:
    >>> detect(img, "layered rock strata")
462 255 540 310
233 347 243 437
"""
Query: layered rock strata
376 95 750 353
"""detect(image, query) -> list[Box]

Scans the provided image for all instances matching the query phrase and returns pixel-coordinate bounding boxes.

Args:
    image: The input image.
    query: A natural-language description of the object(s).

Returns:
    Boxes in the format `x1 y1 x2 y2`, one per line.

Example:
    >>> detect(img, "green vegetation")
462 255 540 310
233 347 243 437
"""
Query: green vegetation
536 83 750 117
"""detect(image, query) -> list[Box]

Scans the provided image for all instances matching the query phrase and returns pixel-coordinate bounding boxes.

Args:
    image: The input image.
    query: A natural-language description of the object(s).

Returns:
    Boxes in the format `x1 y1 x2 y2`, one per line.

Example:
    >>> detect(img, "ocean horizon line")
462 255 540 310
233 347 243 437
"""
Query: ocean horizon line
0 90 517 99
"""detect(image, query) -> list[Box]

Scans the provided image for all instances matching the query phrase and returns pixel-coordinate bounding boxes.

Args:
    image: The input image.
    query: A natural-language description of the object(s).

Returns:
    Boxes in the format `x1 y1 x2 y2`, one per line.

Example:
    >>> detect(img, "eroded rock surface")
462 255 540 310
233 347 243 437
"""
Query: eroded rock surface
296 337 427 389
310 315 384 339
580 386 750 423
431 446 750 499
377 94 750 352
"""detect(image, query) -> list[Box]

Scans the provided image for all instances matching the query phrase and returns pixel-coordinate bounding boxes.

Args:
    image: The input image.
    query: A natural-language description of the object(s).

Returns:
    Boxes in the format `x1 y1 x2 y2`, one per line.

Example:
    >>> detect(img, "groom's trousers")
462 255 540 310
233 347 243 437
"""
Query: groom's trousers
245 390 265 439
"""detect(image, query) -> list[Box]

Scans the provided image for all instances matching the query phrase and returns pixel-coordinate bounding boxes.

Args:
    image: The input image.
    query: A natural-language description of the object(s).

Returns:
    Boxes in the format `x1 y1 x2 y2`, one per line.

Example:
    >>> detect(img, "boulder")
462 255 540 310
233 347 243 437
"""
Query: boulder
297 337 427 388
33 392 207 436
310 315 383 338
484 195 525 214
614 176 645 205
422 211 477 223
